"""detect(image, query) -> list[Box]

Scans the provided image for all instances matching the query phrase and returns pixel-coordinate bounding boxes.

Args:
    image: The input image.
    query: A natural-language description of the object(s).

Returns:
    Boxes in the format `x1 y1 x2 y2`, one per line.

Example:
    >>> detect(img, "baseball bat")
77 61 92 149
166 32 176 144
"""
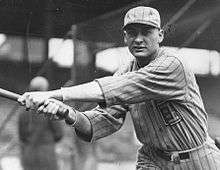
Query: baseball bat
0 88 21 101
0 87 72 121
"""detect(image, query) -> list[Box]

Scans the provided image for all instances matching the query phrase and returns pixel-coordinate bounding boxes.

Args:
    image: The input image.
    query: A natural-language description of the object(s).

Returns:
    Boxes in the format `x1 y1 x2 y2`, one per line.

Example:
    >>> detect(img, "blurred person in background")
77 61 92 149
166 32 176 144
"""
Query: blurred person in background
18 6 220 169
18 76 63 170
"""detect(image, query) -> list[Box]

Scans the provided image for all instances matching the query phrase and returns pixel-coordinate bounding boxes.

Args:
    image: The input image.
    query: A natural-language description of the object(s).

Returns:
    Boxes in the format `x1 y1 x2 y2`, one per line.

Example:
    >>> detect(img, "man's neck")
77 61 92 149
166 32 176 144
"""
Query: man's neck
136 48 160 67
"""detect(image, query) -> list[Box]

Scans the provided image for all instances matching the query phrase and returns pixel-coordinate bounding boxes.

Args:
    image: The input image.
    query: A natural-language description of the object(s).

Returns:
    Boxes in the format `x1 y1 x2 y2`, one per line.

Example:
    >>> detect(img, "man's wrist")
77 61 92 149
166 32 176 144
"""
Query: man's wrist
48 90 63 101
65 109 78 126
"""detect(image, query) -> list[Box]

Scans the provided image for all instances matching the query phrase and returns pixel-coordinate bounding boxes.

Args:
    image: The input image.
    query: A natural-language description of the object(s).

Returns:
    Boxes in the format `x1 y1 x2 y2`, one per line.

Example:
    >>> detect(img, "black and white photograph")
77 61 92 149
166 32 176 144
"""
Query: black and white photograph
0 0 220 169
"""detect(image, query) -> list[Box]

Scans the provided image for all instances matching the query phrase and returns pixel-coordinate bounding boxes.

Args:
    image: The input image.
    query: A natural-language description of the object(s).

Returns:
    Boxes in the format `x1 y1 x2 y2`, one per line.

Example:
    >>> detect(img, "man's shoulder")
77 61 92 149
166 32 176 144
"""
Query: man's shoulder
114 57 137 75
155 47 194 75
156 47 189 68
160 47 179 59
150 47 181 67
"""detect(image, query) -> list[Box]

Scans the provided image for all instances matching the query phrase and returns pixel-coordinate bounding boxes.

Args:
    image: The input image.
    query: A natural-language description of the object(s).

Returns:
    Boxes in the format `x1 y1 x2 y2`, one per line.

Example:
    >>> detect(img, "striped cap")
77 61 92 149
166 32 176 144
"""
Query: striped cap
123 6 161 29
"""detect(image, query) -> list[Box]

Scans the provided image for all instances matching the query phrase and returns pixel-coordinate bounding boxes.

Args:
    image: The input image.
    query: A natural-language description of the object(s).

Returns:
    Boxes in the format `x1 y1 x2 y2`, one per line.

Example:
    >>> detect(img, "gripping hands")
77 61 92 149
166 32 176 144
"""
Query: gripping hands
38 98 77 125
18 92 77 125
18 91 52 110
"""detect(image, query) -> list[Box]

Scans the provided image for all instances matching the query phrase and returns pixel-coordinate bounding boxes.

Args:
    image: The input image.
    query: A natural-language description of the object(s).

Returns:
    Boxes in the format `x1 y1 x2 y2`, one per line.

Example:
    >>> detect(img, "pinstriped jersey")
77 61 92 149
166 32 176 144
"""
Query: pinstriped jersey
82 47 208 151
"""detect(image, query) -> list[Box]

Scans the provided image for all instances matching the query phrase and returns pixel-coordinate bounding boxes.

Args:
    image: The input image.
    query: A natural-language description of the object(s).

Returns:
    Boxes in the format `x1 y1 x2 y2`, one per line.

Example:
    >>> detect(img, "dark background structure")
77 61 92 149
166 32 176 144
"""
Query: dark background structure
0 0 219 50
0 0 219 169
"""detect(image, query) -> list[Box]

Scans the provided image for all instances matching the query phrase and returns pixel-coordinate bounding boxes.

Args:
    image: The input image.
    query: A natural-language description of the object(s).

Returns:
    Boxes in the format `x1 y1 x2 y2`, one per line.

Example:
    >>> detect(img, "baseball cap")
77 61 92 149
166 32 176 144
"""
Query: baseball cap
123 6 161 29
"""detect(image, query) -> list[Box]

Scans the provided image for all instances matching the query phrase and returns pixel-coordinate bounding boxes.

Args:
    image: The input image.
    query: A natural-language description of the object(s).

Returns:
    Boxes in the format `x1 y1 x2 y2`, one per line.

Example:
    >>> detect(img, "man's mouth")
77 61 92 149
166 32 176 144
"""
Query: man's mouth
133 46 146 51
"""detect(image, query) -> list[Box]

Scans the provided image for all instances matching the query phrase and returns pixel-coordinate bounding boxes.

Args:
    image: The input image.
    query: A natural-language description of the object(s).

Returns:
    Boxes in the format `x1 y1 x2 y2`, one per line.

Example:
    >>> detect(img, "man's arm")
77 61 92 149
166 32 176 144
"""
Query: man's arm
55 57 186 106
60 81 104 102
18 81 104 109
19 55 185 109
39 98 128 142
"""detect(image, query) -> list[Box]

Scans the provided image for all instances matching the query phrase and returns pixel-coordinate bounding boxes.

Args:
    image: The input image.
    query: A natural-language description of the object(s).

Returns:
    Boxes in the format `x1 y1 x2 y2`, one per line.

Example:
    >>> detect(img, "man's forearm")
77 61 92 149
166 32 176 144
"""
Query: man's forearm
66 109 93 142
74 111 93 142
49 81 104 102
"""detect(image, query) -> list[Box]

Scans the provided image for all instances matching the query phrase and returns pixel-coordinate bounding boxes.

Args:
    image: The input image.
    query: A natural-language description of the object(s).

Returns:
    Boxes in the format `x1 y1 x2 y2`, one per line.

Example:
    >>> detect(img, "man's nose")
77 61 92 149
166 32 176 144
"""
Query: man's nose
134 32 144 43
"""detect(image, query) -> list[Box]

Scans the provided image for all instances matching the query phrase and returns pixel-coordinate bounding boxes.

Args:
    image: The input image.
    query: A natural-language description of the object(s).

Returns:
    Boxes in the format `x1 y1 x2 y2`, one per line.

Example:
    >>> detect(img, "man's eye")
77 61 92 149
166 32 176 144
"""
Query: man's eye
126 30 137 37
142 30 151 36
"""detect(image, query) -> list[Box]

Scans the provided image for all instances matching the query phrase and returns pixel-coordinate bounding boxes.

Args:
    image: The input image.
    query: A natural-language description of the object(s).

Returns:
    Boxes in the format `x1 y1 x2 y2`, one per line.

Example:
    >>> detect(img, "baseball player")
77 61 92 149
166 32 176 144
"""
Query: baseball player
18 6 220 169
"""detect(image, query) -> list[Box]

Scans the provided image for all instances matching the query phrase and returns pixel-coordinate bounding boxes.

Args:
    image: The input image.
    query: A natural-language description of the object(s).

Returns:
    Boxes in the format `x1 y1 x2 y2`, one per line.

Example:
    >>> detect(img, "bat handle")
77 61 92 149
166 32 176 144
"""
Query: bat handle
0 88 21 101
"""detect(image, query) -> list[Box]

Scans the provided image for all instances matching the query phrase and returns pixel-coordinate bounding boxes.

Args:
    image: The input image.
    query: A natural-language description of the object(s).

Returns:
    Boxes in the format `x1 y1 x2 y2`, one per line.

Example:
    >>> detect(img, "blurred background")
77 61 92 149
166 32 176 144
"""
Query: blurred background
0 0 219 169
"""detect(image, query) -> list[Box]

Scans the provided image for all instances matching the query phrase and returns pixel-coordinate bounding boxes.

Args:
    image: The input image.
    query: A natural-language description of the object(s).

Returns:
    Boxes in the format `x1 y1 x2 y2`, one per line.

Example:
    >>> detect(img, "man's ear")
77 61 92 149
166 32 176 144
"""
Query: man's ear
158 29 164 43
123 31 128 45
124 36 128 45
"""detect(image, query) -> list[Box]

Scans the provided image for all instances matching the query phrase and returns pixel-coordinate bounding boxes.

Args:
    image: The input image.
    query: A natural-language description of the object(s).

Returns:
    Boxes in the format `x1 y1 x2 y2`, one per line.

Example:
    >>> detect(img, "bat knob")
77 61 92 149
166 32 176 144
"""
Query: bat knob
64 109 77 125
57 108 69 119
65 115 76 125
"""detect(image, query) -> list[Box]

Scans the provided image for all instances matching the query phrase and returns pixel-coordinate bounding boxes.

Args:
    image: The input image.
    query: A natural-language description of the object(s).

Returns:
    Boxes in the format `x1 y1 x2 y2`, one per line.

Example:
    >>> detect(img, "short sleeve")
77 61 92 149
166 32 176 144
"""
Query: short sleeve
96 56 187 106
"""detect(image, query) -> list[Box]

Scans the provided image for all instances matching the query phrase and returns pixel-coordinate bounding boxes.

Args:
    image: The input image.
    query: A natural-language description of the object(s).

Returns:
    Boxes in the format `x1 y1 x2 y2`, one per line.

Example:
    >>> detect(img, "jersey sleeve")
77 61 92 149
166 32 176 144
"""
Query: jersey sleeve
82 104 129 142
76 64 132 142
95 56 187 107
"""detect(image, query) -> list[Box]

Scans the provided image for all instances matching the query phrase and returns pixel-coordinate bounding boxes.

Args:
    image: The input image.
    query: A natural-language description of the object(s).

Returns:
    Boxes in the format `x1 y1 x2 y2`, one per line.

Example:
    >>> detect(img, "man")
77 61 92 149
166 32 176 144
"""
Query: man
18 76 63 170
18 6 220 169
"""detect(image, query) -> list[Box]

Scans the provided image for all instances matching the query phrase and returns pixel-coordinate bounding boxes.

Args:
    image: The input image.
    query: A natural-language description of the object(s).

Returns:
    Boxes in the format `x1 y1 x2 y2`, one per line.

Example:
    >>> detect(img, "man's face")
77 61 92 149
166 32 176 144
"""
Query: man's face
124 24 164 58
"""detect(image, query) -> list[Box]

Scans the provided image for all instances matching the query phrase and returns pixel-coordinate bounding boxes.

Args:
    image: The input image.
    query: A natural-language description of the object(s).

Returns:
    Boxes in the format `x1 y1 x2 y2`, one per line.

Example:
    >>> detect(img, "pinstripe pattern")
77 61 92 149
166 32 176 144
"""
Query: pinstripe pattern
123 6 161 29
136 137 220 169
83 47 220 169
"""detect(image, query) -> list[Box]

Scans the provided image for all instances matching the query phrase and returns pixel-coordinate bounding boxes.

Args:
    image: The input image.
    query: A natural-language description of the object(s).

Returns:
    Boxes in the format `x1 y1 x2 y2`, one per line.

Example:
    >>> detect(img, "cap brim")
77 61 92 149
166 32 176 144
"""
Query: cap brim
123 22 160 30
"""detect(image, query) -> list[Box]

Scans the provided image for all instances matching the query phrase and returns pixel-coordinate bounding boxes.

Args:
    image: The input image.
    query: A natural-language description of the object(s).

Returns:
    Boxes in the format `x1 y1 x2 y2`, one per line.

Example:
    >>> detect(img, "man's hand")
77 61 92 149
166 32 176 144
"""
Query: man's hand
18 91 53 110
38 99 92 141
37 98 77 124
